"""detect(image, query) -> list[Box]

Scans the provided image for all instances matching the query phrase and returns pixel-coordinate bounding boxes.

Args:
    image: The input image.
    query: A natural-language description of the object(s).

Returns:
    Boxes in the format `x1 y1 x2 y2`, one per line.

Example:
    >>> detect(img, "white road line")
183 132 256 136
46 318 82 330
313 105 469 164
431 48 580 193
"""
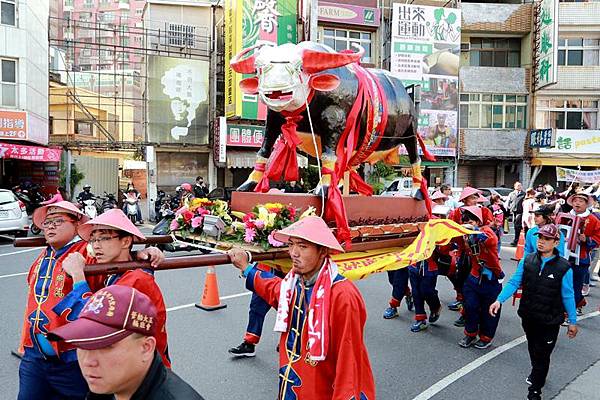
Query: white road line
412 311 600 400
0 271 27 279
166 291 252 312
0 247 41 257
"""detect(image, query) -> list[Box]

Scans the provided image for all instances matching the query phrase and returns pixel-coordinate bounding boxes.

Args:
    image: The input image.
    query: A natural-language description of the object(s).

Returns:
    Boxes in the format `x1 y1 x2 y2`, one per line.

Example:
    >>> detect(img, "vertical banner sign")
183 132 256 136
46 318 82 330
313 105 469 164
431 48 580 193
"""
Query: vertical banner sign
390 4 461 158
535 0 559 90
225 0 298 120
219 117 227 163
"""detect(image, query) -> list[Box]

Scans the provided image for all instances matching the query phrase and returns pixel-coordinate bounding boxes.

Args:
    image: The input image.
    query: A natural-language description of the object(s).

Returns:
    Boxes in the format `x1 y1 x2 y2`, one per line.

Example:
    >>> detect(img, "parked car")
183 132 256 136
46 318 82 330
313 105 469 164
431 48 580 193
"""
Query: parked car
380 178 414 197
0 189 29 236
478 187 512 206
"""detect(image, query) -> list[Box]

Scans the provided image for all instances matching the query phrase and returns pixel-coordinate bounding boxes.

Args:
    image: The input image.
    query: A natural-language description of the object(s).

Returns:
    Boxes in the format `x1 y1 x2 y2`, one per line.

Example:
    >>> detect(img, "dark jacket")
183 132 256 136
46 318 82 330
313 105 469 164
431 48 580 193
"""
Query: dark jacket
518 251 570 325
87 352 205 400
194 184 209 198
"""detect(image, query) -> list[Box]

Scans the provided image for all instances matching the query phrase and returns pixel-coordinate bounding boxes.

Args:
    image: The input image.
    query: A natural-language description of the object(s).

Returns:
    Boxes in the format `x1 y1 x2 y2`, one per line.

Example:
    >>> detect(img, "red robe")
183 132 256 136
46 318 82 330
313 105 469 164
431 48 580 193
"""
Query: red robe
246 265 375 400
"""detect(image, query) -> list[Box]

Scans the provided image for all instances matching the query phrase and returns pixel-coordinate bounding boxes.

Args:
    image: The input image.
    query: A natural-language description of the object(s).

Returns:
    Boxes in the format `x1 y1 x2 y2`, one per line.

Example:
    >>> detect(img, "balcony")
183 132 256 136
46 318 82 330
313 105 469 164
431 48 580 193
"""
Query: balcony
460 129 527 159
459 66 529 94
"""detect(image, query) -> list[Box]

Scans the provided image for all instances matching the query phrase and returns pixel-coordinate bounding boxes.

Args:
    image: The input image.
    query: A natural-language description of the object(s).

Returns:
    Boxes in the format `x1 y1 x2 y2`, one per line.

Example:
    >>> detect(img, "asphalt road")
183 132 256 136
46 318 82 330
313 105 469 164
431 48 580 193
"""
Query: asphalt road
0 231 599 400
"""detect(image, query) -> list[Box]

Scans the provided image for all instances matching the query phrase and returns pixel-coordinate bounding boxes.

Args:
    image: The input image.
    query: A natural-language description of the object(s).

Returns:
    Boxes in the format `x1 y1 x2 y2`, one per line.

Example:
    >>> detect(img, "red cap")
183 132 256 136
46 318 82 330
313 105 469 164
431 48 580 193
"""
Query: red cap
535 224 560 240
47 285 157 350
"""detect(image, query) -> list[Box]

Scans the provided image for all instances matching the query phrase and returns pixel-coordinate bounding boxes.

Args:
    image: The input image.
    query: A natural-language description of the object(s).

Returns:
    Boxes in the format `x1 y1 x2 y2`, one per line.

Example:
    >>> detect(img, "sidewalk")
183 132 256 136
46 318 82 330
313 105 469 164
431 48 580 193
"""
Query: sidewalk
553 359 600 399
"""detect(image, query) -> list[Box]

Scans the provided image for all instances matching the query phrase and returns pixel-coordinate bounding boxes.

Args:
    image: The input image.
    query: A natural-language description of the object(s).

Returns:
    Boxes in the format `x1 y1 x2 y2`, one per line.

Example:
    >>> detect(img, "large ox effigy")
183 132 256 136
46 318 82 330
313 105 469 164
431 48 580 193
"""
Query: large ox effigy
230 41 434 244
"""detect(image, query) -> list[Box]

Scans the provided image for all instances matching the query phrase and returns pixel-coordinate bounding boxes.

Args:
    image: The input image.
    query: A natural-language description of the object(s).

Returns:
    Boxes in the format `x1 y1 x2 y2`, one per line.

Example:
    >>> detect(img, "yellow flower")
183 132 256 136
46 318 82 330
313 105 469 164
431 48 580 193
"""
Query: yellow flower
231 211 247 220
231 221 246 231
257 206 276 228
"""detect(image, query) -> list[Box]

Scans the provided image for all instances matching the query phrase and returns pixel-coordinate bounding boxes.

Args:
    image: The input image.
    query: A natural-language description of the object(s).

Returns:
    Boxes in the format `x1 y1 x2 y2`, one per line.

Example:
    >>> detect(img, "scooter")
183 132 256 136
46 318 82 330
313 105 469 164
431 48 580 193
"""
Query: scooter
100 192 118 214
81 198 98 219
124 193 141 224
153 190 167 222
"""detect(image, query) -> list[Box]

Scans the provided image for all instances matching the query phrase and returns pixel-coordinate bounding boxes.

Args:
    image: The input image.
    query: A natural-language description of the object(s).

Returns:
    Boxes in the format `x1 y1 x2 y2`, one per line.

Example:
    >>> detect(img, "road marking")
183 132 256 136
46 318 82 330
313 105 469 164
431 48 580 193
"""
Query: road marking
0 248 41 258
412 311 600 400
166 291 252 312
0 272 27 279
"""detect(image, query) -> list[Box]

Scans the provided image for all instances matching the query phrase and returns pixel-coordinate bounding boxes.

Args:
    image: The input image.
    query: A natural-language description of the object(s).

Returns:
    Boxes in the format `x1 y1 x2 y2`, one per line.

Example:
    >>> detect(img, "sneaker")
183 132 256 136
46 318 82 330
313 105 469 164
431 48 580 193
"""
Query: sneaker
577 307 583 316
582 284 590 297
525 376 532 386
591 274 600 282
453 315 466 327
410 320 428 332
508 242 518 247
228 342 256 357
458 335 477 348
561 319 569 327
429 308 441 324
473 339 492 349
527 389 542 400
405 294 414 312
383 306 399 319
448 300 462 311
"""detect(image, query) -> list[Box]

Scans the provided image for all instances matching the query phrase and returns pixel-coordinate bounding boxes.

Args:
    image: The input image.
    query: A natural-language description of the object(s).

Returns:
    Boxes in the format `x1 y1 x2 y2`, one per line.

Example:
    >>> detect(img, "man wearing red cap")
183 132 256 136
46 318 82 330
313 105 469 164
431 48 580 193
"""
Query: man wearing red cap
47 285 204 399
18 202 164 400
61 209 171 368
228 216 375 400
457 206 504 349
490 224 577 400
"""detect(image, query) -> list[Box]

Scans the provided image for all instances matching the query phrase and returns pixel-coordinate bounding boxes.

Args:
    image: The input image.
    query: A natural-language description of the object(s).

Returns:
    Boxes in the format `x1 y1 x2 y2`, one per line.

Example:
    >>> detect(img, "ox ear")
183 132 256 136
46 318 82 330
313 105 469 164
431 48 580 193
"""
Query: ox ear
239 77 259 94
308 74 340 92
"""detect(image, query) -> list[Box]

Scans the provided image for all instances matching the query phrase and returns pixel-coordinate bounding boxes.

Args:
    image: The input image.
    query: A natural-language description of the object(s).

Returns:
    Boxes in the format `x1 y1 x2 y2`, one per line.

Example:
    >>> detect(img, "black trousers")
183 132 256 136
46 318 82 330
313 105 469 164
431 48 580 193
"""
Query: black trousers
513 213 523 243
522 318 560 393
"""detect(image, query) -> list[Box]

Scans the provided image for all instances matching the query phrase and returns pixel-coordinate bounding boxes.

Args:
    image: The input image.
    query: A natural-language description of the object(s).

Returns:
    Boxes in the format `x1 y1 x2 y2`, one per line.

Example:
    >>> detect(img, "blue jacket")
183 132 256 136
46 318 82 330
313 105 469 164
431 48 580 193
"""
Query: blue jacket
524 225 566 259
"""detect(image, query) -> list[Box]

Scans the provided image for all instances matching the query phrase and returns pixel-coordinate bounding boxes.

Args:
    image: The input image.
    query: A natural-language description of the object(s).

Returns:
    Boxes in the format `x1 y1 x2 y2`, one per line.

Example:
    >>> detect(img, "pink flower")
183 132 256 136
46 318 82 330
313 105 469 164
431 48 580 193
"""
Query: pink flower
268 232 284 247
169 219 180 231
254 220 265 229
175 206 188 216
191 216 203 229
244 227 257 243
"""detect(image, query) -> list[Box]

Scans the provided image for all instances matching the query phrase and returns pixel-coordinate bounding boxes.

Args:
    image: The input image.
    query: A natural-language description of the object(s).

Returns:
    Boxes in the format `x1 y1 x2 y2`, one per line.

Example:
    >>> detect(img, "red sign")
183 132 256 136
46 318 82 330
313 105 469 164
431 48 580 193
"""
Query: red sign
0 143 61 162
226 124 264 148
0 110 27 140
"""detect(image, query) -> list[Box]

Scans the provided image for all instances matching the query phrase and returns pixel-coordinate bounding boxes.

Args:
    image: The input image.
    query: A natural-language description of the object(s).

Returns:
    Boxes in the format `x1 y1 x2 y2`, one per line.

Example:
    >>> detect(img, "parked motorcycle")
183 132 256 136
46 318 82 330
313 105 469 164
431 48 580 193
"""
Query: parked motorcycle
123 193 141 224
81 198 98 219
153 190 168 222
100 192 118 214
12 183 46 215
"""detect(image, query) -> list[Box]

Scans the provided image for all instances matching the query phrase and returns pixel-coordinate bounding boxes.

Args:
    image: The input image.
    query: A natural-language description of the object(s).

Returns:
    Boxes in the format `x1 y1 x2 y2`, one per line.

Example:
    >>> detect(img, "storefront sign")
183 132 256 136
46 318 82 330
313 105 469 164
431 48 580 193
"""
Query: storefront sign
224 0 297 120
391 4 460 158
0 110 27 140
534 0 559 90
219 117 227 163
318 2 380 27
530 128 554 148
556 167 600 184
539 130 600 155
227 124 264 148
0 143 61 162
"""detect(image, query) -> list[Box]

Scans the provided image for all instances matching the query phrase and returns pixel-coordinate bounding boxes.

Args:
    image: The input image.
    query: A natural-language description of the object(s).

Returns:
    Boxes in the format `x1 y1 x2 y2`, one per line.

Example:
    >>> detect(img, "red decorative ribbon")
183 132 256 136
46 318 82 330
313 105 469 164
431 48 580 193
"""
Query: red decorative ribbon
322 167 351 248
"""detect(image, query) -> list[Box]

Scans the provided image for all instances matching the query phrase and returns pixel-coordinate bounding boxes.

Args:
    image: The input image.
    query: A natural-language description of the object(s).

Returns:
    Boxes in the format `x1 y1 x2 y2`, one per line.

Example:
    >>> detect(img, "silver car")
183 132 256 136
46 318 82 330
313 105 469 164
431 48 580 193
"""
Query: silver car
0 189 29 236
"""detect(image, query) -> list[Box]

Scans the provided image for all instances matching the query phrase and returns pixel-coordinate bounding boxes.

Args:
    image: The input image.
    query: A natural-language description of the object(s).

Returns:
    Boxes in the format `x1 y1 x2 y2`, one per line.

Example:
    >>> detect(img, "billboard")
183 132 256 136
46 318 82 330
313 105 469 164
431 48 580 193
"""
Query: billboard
391 4 460 158
556 167 600 184
535 0 559 90
0 110 27 140
147 57 210 145
318 2 380 27
224 0 297 120
539 130 600 155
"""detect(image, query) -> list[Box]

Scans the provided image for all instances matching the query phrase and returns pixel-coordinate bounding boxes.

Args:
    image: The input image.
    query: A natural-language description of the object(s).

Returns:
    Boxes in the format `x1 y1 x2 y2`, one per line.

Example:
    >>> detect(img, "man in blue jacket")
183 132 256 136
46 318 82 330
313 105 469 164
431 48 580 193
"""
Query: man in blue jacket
523 205 565 259
490 224 577 400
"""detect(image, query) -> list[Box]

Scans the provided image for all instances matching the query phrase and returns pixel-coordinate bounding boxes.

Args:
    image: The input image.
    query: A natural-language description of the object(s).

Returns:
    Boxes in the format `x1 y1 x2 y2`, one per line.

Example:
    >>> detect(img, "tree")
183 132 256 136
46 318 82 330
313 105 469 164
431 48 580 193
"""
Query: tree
59 163 85 199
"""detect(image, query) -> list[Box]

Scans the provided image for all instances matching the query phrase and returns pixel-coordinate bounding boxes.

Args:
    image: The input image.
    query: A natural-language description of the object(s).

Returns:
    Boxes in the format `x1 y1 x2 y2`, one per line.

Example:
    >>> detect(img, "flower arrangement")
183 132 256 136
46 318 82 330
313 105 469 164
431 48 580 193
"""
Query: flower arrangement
168 198 232 236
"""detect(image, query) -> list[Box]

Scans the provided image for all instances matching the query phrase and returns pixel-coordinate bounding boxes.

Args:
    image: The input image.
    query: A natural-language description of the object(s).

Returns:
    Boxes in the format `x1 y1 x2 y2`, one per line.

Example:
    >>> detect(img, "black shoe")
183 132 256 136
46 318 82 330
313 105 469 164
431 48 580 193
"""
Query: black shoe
527 389 541 400
405 293 414 312
509 242 517 247
228 342 256 357
458 335 477 348
473 339 492 349
453 315 466 327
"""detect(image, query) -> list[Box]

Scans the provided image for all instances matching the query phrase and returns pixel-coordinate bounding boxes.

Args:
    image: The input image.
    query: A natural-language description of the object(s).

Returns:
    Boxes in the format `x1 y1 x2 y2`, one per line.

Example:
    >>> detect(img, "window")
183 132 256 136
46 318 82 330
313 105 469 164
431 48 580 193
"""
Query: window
537 99 598 129
321 28 372 64
83 0 94 8
1 59 16 107
168 23 195 48
558 38 600 66
75 120 93 135
469 38 521 67
460 93 527 129
1 0 16 26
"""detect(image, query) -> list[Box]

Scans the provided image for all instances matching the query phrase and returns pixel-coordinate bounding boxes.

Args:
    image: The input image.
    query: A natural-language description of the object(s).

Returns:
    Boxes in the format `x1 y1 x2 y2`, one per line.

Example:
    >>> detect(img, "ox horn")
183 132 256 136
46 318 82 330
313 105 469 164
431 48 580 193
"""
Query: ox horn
302 43 365 74
230 41 275 74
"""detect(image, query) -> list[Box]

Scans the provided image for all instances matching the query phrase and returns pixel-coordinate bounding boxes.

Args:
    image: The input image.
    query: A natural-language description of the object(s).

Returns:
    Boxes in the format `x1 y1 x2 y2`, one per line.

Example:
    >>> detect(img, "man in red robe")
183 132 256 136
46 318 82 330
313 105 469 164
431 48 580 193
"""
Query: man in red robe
228 216 375 400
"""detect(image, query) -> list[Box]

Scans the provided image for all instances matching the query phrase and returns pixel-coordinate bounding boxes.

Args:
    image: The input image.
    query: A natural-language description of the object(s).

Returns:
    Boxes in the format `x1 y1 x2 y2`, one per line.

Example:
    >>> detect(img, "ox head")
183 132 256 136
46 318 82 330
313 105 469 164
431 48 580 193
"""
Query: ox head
230 42 364 113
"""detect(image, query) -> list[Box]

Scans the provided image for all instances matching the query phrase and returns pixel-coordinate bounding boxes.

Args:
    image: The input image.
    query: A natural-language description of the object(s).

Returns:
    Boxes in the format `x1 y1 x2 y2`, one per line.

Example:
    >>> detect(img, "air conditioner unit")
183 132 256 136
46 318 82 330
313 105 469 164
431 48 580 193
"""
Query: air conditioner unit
460 42 471 52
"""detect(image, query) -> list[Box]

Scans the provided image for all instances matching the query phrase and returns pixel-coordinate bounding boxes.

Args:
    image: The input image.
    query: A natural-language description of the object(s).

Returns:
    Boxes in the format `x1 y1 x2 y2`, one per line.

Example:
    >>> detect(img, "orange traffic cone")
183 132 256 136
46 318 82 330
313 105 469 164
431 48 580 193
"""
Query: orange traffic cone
195 266 227 311
511 231 525 261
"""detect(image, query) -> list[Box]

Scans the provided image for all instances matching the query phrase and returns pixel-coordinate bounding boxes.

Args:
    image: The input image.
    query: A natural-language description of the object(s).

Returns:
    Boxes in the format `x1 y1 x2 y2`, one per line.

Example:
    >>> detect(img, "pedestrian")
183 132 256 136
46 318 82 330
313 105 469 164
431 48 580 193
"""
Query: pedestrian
48 285 205 400
407 247 445 332
450 187 494 225
440 184 459 210
179 183 195 208
59 209 171 368
227 216 375 400
521 188 537 237
194 176 209 198
489 224 578 400
383 267 414 319
284 180 305 193
18 202 163 400
488 194 507 255
458 206 504 349
507 182 525 246
523 205 565 259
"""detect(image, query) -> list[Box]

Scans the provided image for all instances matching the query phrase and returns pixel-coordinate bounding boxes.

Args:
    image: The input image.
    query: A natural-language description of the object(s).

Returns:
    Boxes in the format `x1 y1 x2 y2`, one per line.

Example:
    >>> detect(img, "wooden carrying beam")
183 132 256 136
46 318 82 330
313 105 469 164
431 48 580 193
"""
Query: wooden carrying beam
13 235 174 248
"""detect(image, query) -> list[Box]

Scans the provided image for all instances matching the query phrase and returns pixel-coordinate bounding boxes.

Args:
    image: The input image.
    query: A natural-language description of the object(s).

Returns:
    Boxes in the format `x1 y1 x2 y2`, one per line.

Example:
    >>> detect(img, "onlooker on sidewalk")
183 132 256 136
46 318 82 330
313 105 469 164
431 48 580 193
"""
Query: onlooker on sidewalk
507 181 525 246
488 194 507 255
490 224 578 400
522 188 537 237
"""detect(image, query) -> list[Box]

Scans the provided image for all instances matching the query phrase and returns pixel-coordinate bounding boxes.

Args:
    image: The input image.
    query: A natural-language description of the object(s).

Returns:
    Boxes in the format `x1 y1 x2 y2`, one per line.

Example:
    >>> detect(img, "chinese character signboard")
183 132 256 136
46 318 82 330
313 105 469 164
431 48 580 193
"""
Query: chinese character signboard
147 57 210 145
539 130 600 155
391 4 460 158
534 0 559 90
530 128 554 148
556 167 600 184
0 143 61 162
317 2 380 27
225 0 297 120
0 110 27 141
227 124 265 147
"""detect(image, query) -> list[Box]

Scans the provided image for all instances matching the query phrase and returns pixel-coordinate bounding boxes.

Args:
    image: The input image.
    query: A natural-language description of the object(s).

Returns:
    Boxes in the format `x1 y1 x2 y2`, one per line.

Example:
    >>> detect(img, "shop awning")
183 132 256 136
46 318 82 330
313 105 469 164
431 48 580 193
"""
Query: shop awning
227 150 308 169
0 142 61 162
531 157 600 168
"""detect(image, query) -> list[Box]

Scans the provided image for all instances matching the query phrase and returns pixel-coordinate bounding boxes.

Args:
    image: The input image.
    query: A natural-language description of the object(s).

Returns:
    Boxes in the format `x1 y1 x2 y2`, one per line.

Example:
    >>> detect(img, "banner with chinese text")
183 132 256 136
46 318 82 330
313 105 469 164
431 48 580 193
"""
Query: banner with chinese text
0 143 61 162
391 4 460 158
535 0 559 90
0 110 27 140
224 0 297 120
556 167 600 184
227 124 265 147
539 130 600 155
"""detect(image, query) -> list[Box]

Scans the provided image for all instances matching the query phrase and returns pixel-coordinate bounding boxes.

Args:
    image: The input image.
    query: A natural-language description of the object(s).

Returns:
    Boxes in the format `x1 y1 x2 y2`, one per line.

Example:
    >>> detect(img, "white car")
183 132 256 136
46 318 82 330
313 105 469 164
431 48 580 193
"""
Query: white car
0 189 29 236
380 178 414 197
